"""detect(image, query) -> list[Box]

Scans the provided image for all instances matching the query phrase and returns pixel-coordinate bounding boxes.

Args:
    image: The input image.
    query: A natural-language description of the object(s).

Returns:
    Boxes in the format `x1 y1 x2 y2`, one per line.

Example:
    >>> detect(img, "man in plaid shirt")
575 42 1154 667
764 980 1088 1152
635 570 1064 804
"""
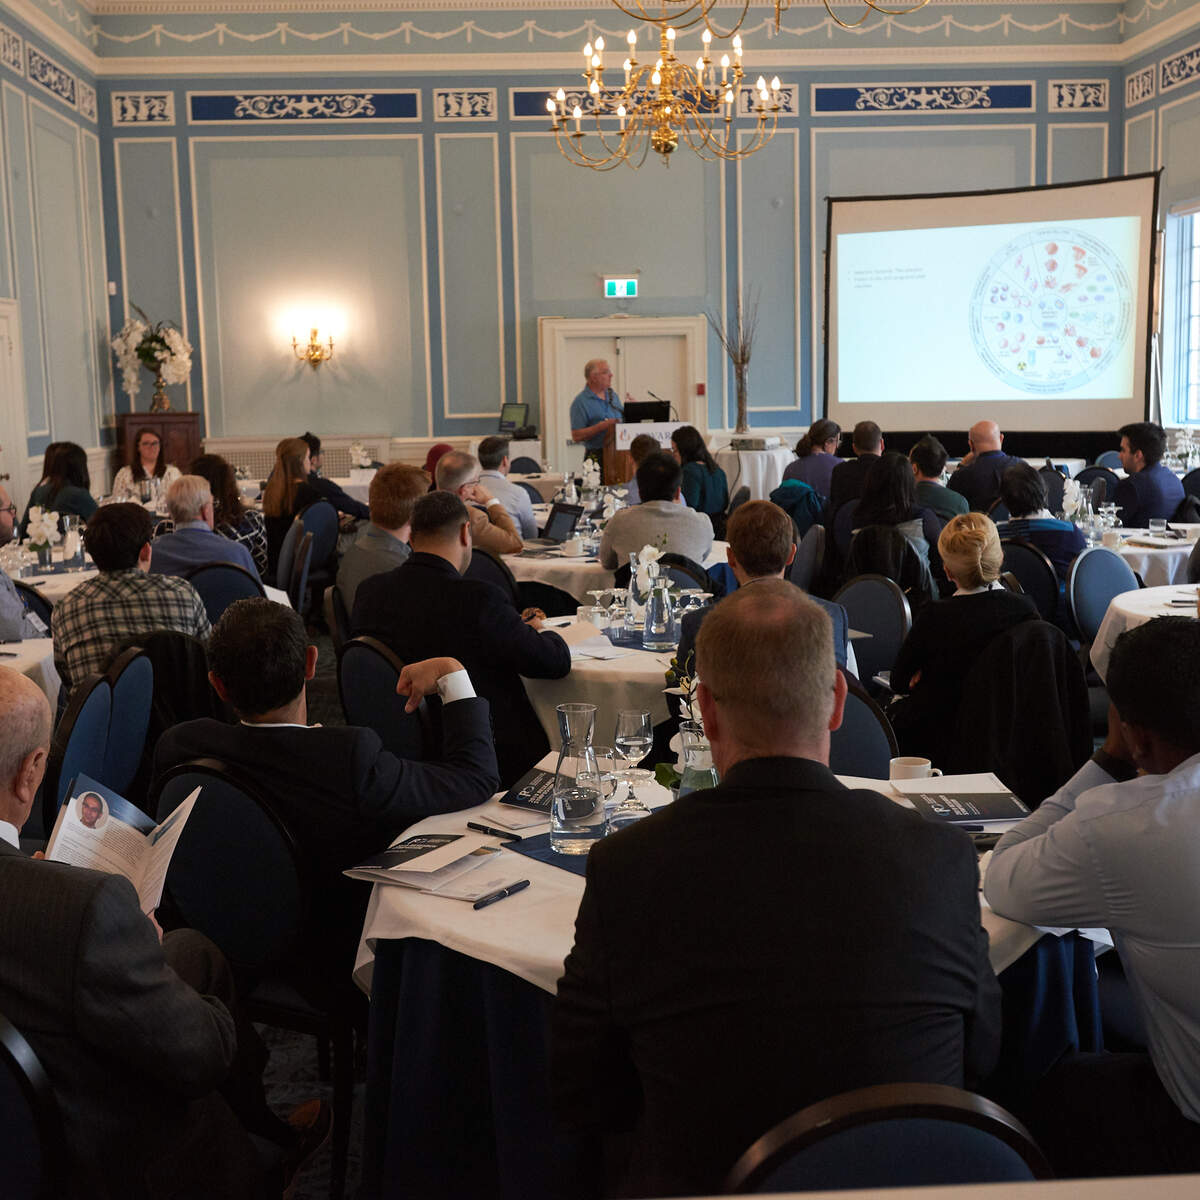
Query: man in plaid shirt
52 503 211 692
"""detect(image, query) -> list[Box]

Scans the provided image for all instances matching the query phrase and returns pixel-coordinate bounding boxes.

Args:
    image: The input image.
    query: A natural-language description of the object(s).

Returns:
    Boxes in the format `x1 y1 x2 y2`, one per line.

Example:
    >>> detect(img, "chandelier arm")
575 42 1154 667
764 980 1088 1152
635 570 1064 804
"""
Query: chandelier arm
819 0 878 30
860 0 934 13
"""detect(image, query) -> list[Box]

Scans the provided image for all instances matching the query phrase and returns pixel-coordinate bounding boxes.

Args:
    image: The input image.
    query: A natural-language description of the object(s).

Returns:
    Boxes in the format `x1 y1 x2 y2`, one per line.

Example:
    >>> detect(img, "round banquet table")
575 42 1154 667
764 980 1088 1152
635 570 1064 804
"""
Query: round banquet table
1090 584 1197 680
20 564 292 608
0 636 61 711
330 476 370 506
714 446 794 502
508 473 565 503
1115 526 1199 588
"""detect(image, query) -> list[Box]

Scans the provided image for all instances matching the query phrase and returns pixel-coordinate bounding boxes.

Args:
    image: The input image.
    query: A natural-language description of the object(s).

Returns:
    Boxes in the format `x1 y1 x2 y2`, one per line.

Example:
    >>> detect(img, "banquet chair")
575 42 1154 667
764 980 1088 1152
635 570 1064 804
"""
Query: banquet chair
102 647 154 799
1074 466 1119 505
1187 539 1200 585
613 554 717 594
514 480 544 505
298 501 339 613
184 562 266 625
288 532 315 616
987 498 1010 522
1180 467 1200 501
338 636 433 761
789 524 825 593
465 547 521 608
832 574 912 688
0 1009 65 1200
323 585 351 658
999 572 1024 595
517 581 583 618
1001 539 1060 623
726 485 751 521
1067 546 1140 644
274 517 302 591
724 1083 1050 1193
1039 466 1066 513
153 759 355 1200
509 455 541 474
13 580 52 627
828 673 897 779
39 674 110 840
1095 449 1123 470
841 526 933 611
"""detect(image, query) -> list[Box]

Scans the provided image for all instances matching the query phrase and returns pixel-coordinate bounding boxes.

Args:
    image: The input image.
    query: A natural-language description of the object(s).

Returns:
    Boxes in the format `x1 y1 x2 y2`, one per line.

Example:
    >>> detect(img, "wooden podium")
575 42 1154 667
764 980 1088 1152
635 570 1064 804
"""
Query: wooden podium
117 412 201 472
601 426 629 487
602 421 685 485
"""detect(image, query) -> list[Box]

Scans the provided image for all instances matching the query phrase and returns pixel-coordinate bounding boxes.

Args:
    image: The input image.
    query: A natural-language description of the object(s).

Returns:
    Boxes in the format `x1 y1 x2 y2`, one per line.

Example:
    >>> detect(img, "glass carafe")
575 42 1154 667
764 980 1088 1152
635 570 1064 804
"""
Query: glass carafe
678 720 719 795
550 703 605 854
625 552 644 631
642 573 675 651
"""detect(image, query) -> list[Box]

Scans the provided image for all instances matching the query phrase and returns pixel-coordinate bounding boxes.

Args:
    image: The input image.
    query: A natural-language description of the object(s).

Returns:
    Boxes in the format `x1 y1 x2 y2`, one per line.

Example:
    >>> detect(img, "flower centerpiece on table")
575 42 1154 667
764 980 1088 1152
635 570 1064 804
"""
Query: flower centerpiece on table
635 542 664 596
1062 478 1083 520
581 458 601 492
349 441 373 469
111 304 193 413
24 506 61 566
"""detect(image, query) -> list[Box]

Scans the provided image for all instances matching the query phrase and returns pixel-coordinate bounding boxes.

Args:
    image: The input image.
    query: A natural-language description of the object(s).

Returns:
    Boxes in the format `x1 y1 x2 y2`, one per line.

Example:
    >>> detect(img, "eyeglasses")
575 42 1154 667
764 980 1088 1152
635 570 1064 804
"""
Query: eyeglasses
140 439 161 448
0 504 16 517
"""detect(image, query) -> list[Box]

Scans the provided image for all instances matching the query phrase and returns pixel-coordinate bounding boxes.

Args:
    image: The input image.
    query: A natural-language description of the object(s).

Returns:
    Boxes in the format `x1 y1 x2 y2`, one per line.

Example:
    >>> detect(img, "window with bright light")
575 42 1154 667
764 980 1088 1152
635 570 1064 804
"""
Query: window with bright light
1186 214 1200 423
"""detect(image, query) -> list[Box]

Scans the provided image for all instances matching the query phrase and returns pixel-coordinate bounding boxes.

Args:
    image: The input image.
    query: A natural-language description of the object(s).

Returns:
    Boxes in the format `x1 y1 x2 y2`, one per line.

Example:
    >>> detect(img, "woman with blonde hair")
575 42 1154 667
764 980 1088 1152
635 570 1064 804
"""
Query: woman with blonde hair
262 436 320 579
889 512 1037 764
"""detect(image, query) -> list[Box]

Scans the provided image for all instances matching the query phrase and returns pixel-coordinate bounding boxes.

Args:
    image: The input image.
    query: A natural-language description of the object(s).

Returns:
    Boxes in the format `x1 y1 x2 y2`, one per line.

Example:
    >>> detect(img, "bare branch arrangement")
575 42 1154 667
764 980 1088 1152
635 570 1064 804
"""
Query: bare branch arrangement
707 288 759 434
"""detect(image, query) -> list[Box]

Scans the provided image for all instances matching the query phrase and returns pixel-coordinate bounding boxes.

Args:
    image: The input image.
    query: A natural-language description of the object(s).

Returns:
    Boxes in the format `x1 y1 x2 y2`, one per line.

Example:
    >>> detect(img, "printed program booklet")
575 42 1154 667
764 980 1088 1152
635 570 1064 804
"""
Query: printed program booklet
892 773 1031 828
344 832 524 900
497 767 557 816
46 774 199 914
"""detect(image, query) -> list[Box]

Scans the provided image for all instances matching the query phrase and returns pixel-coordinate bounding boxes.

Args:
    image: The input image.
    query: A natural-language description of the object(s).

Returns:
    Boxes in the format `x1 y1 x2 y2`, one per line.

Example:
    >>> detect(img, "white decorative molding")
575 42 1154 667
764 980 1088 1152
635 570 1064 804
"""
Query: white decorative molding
813 81 1035 113
1048 79 1108 110
0 23 24 75
187 88 420 123
1160 36 1200 93
77 78 96 120
433 88 496 121
112 90 175 124
737 83 798 117
26 45 77 109
1125 65 1157 106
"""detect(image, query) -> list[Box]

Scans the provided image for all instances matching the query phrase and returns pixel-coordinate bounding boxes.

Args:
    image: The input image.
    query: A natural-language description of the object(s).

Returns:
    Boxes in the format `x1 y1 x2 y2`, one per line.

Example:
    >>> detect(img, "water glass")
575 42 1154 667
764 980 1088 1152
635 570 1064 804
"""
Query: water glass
60 515 86 571
1149 518 1168 536
679 721 719 795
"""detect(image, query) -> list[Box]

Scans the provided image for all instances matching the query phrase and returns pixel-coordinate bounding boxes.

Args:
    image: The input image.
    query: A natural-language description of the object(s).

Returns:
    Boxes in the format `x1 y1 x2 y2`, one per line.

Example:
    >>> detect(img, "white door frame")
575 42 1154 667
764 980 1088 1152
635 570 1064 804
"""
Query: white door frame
0 299 30 512
537 315 709 474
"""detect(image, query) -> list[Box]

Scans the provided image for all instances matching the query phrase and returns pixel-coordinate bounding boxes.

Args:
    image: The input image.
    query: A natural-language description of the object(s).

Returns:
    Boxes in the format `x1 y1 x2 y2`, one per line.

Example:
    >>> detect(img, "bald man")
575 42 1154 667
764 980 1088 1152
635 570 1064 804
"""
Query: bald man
947 420 1019 512
0 667 320 1197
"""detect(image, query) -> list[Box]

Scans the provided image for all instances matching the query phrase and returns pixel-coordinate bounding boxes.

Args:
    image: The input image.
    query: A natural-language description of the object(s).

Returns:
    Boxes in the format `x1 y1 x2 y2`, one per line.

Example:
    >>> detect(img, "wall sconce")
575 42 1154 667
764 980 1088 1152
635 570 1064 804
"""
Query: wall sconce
292 327 334 369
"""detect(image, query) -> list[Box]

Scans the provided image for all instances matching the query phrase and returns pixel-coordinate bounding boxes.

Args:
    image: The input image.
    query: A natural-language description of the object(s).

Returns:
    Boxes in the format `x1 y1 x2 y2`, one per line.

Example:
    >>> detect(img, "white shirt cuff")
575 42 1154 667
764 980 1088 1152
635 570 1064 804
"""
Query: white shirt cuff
485 497 502 508
436 669 476 704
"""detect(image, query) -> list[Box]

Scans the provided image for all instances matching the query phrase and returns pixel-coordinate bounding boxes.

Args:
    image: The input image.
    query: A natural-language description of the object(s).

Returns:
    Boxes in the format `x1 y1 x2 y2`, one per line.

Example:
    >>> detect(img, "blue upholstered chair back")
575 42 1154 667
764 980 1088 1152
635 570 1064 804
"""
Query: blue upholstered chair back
509 456 540 474
1073 466 1119 504
102 649 154 798
465 548 520 608
1181 467 1200 501
833 574 912 686
514 480 543 504
1001 539 1061 623
988 498 1011 522
1038 466 1067 513
828 675 897 779
1095 449 1123 469
41 676 111 840
726 485 751 518
0 1011 63 1199
185 562 266 625
1067 546 1139 642
288 531 314 614
275 517 301 590
789 523 824 593
299 499 339 568
338 636 431 761
155 761 306 975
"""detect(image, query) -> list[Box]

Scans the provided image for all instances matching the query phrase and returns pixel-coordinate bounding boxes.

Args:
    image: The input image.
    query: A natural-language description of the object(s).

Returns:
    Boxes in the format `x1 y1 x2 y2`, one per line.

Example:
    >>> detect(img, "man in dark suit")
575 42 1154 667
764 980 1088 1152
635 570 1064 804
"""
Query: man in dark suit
827 419 883 512
0 666 303 1199
553 582 1001 1198
1114 420 1184 527
947 420 1018 512
352 491 571 785
155 597 499 972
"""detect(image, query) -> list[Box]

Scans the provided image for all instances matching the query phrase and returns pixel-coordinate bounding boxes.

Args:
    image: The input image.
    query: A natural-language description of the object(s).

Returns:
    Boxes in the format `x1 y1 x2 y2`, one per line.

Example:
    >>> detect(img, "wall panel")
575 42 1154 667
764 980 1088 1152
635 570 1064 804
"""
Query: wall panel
1047 123 1108 183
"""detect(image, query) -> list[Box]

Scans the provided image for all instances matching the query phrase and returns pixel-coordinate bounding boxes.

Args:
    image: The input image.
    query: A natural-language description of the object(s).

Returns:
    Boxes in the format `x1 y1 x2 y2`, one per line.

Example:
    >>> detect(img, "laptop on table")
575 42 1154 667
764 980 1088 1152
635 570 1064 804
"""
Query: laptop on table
522 502 585 552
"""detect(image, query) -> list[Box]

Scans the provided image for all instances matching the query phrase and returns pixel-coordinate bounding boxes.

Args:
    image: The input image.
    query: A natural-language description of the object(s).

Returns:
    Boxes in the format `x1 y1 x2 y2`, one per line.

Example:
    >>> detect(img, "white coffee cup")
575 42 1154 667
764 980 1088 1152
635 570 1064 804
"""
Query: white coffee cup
889 756 943 781
1102 529 1121 549
561 537 583 557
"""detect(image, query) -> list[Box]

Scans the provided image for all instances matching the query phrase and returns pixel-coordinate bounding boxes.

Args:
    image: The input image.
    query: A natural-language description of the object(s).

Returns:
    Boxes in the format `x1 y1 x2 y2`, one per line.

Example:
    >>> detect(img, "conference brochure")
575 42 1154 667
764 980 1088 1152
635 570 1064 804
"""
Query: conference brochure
344 832 526 901
45 773 199 914
892 773 1030 830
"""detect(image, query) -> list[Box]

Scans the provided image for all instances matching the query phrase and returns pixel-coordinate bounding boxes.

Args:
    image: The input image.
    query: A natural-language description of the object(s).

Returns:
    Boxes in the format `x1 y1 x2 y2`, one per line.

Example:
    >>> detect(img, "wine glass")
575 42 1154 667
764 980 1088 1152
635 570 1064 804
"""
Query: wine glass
613 709 653 778
592 746 620 823
608 768 653 832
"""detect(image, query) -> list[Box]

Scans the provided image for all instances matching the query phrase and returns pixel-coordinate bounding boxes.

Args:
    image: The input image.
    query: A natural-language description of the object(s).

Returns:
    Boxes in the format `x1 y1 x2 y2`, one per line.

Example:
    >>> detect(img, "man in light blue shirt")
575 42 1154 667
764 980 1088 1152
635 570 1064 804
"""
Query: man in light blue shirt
150 475 260 581
985 616 1200 1178
477 436 538 539
569 359 624 455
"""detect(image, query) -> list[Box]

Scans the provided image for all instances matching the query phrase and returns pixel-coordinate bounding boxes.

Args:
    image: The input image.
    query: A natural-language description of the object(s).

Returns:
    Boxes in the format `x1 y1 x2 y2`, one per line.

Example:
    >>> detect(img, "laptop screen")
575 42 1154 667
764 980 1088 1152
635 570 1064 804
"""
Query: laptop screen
542 503 583 542
499 403 528 434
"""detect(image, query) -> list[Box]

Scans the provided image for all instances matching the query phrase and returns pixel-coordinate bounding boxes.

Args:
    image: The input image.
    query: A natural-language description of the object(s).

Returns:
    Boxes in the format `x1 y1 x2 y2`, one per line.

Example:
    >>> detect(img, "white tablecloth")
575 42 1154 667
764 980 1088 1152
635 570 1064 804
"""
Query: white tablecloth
1 637 61 710
1114 525 1199 588
23 566 291 608
329 476 370 506
714 446 795 502
1090 585 1197 680
352 760 1037 996
509 473 564 503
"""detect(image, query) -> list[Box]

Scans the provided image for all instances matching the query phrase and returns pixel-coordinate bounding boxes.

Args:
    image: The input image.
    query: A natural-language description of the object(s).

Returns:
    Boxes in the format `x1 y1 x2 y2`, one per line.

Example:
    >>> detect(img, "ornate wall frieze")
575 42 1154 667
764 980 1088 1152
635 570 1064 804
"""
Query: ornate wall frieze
26 45 77 109
77 78 96 120
1048 79 1108 110
738 83 798 117
112 90 175 124
1124 65 1157 107
433 88 496 120
0 23 23 76
188 89 419 122
1160 38 1200 93
812 82 1034 114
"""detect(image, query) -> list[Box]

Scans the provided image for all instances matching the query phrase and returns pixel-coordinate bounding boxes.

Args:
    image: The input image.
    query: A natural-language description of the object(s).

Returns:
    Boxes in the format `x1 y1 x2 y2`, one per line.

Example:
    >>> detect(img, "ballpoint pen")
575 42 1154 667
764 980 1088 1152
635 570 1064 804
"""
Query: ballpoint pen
473 880 531 910
467 821 523 842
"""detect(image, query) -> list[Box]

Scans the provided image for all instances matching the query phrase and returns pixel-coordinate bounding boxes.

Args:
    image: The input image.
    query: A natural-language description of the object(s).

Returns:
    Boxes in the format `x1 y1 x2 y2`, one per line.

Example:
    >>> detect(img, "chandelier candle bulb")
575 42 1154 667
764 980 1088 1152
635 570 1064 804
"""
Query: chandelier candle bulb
595 35 605 50
624 58 631 84
618 104 626 130
574 105 582 133
721 54 729 83
733 33 742 60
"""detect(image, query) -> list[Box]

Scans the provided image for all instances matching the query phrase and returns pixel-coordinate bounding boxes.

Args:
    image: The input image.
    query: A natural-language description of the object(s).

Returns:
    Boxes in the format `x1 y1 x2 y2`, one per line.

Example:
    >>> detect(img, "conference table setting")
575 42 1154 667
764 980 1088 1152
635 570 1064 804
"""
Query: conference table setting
1112 524 1200 588
714 444 795 501
1090 583 1199 679
0 636 61 710
352 757 1102 1200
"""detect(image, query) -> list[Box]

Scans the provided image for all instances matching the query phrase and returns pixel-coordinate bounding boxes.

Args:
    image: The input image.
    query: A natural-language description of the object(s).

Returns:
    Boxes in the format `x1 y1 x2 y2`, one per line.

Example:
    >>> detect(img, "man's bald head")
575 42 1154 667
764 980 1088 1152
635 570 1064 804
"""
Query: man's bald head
968 420 1002 453
0 668 52 828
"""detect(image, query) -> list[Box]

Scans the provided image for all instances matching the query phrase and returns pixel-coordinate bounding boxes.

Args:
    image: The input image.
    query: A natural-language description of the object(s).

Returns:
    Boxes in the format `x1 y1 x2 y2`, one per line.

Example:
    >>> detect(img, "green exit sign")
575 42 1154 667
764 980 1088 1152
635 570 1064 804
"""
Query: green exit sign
604 278 638 298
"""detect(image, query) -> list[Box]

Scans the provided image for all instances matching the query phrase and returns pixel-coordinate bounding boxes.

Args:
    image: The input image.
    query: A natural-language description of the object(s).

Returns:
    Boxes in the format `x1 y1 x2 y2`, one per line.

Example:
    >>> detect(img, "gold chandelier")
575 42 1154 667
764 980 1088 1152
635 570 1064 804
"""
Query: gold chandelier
774 0 933 33
547 1 781 170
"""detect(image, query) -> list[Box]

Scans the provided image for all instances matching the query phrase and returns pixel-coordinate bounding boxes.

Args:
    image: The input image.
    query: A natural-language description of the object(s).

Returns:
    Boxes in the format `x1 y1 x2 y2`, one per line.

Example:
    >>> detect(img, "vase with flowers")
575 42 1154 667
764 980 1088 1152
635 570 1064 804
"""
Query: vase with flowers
111 304 193 413
25 506 61 568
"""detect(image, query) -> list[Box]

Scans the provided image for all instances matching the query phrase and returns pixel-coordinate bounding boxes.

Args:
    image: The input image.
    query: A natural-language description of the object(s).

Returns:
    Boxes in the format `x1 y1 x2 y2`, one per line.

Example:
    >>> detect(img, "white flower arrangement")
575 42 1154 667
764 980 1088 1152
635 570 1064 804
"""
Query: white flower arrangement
25 507 61 550
1062 478 1082 519
349 441 372 469
111 304 193 400
581 458 601 489
635 543 663 595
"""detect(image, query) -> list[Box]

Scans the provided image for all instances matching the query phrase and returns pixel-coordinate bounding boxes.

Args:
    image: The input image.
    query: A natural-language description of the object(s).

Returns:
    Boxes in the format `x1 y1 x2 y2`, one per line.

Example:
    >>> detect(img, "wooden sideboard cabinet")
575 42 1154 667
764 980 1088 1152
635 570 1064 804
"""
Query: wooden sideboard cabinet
117 412 201 472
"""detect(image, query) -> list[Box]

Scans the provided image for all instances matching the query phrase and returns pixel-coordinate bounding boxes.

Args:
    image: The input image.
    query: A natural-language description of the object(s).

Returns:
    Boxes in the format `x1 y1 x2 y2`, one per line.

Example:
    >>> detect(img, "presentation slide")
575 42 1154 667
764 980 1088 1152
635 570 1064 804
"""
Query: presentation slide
824 174 1158 434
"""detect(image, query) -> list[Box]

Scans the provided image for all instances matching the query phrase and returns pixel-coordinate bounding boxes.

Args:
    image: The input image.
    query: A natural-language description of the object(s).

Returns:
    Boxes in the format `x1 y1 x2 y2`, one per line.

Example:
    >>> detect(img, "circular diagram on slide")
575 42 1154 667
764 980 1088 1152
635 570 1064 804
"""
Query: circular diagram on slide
969 226 1133 394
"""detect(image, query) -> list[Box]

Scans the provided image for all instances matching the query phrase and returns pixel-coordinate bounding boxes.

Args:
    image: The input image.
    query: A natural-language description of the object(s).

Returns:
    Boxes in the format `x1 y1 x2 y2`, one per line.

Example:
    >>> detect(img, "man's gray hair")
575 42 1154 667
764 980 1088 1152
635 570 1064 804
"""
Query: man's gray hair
0 667 51 792
166 474 212 525
584 358 607 383
435 450 479 494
